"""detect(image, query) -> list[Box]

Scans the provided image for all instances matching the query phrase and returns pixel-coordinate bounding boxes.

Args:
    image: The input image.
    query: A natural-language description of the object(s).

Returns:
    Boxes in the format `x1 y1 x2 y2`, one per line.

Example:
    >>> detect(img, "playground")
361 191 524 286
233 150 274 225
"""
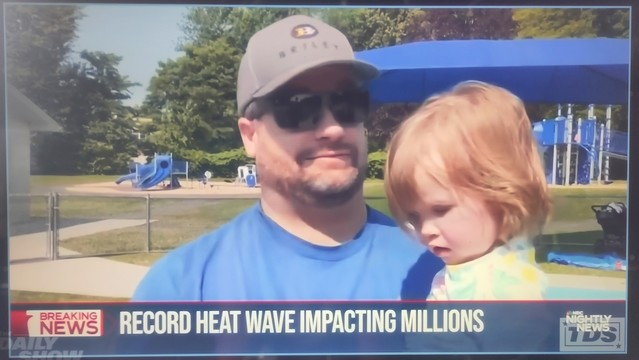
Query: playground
10 177 627 302
9 37 630 302
68 178 261 197
109 152 260 196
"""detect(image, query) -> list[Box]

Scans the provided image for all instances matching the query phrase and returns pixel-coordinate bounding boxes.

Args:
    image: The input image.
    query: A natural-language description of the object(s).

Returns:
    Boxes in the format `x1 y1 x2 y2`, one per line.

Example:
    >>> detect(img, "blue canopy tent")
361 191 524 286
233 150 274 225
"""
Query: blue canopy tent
355 38 629 105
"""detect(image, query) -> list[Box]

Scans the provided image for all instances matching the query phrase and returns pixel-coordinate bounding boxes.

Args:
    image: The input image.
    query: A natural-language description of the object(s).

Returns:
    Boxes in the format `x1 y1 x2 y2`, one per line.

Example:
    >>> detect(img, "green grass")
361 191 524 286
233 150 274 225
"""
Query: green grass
548 187 626 222
61 199 257 255
538 263 626 278
27 177 628 278
364 179 626 223
31 196 147 218
8 177 628 302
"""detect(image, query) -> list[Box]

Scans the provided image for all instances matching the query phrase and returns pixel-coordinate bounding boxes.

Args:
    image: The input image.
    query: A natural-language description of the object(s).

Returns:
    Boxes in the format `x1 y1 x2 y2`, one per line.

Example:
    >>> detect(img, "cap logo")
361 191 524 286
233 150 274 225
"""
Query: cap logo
292 24 318 39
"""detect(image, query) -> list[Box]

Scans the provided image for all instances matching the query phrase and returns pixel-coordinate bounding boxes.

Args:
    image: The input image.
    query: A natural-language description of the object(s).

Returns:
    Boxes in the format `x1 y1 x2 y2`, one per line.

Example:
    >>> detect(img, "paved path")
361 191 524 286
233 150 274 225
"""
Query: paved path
548 273 625 292
10 257 149 299
10 219 151 299
10 219 151 261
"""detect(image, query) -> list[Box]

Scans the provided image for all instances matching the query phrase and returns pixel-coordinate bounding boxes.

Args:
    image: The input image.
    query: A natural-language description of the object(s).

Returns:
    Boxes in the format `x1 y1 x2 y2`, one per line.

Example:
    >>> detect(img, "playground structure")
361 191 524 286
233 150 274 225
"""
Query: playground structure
115 153 189 190
236 164 257 184
533 104 628 186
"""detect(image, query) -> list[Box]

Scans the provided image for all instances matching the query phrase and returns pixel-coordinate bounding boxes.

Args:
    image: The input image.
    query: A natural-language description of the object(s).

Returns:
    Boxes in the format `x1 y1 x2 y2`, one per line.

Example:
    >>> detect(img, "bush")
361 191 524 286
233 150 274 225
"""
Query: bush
207 148 254 178
180 149 388 180
178 148 253 178
367 151 387 179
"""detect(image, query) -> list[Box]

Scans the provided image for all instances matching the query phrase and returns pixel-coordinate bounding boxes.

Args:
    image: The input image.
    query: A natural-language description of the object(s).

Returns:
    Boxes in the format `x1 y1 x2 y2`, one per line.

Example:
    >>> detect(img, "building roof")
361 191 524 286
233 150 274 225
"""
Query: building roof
7 83 63 132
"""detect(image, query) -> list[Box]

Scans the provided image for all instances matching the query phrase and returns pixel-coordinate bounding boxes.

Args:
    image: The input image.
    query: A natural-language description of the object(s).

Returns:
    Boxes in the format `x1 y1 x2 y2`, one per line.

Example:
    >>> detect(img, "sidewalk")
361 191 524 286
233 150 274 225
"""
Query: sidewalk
10 219 152 299
10 257 149 299
547 273 626 291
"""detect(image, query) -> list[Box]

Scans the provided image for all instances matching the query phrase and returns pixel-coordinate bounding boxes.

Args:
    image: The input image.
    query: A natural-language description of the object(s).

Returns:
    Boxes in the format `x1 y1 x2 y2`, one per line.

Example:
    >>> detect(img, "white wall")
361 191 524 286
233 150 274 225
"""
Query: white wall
7 117 32 225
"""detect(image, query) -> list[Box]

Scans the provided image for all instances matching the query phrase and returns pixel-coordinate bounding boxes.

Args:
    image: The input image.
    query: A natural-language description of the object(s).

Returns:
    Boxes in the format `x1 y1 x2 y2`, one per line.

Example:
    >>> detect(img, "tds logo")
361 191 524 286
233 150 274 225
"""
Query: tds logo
559 311 625 352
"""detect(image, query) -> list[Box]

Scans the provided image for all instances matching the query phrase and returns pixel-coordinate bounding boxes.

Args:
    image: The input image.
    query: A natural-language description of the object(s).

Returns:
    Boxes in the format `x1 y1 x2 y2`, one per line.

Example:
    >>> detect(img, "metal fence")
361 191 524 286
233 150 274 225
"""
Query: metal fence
8 193 257 262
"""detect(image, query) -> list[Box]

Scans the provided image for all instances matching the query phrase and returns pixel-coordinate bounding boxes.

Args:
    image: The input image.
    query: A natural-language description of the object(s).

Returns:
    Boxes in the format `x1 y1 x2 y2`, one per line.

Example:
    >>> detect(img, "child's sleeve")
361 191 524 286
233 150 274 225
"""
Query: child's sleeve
426 268 448 300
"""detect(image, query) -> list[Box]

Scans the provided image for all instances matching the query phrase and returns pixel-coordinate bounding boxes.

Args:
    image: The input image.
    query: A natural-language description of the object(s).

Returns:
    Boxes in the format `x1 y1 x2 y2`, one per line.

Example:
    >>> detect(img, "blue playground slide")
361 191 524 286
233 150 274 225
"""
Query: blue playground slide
532 119 628 184
115 155 173 190
533 119 628 159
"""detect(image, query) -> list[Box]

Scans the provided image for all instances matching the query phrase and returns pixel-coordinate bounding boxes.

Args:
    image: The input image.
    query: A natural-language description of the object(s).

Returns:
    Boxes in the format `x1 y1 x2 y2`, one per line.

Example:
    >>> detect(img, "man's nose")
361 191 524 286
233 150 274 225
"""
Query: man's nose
314 106 346 140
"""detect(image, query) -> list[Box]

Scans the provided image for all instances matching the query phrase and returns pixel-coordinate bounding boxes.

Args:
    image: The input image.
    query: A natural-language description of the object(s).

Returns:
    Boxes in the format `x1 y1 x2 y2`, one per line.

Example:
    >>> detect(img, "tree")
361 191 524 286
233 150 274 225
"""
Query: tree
5 4 81 114
144 39 240 154
180 7 312 51
33 51 139 174
417 8 517 40
592 9 630 38
514 8 629 39
6 4 140 174
159 7 522 156
322 8 415 51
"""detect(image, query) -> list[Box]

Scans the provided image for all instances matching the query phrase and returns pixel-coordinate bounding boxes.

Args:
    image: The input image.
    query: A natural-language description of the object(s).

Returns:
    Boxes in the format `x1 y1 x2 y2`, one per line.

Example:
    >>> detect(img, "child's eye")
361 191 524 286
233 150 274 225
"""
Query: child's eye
432 205 452 216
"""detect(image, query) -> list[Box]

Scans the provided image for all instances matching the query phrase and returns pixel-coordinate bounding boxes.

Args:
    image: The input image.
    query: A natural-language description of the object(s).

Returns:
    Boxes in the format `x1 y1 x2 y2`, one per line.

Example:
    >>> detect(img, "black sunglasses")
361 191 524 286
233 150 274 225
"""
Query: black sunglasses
258 88 370 132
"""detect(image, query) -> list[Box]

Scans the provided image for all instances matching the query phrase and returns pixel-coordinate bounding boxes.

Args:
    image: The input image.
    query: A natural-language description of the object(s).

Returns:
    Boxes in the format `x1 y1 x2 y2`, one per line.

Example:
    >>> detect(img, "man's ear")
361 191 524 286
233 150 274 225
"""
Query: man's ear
238 117 257 158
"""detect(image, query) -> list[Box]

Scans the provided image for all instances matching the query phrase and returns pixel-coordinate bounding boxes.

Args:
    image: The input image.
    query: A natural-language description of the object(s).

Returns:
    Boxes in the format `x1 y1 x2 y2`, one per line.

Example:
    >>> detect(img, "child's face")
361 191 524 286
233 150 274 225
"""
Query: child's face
404 172 499 265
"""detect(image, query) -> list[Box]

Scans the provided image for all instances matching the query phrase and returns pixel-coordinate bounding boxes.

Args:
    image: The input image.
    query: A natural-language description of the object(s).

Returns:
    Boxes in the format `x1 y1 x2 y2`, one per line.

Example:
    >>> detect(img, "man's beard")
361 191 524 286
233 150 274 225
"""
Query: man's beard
258 143 367 207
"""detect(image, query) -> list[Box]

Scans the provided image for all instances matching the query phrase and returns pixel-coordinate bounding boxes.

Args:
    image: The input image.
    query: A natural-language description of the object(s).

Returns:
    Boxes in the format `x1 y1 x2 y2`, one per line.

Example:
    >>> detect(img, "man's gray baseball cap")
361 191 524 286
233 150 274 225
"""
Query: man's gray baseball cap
237 14 379 115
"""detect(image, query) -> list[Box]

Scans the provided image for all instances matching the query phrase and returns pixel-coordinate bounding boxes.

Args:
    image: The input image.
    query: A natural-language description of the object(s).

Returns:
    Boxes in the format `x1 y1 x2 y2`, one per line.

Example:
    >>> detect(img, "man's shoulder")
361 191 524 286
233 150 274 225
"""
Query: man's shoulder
367 208 427 255
177 203 261 250
366 208 417 238
132 204 261 301
366 206 403 229
150 204 260 265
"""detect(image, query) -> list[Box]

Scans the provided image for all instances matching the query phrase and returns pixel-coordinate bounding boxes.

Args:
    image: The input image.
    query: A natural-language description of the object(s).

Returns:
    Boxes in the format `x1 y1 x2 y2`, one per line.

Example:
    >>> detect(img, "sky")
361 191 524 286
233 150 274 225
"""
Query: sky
72 4 189 107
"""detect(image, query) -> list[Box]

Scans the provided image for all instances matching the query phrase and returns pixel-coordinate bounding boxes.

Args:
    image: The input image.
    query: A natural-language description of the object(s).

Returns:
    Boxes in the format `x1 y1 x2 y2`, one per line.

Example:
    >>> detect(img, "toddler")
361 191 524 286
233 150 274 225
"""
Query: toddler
385 81 552 300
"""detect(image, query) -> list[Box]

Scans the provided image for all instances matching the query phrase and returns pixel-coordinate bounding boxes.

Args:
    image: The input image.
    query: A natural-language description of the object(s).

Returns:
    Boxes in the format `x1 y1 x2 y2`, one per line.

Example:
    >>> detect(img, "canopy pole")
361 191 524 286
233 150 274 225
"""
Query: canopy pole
552 104 561 185
588 104 596 183
604 105 612 182
564 104 573 186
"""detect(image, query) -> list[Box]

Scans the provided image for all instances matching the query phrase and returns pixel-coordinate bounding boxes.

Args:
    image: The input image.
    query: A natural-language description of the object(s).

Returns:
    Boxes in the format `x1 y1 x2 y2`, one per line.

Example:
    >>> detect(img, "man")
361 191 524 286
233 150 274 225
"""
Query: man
133 14 442 301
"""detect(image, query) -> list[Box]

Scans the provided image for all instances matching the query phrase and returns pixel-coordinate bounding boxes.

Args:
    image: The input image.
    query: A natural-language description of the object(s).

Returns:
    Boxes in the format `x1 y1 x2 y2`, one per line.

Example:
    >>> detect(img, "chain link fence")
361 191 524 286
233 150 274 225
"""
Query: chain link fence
8 193 257 262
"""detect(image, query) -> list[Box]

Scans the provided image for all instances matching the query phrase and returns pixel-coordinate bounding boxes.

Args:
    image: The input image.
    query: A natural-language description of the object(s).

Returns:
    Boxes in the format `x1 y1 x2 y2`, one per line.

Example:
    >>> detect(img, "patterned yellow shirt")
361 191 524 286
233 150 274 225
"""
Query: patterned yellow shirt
427 236 547 300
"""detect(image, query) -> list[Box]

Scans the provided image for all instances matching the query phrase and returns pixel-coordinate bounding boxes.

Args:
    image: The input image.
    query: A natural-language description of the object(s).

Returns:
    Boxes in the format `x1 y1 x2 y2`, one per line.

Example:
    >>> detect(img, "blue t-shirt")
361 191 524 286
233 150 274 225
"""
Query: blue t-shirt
133 203 442 301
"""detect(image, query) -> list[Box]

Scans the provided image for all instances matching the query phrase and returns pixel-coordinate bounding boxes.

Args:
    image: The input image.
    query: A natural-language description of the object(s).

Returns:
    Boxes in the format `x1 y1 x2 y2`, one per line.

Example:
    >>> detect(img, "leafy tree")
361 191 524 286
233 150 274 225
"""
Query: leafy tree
322 8 415 51
33 51 139 174
5 4 81 115
144 7 319 169
6 4 140 175
416 8 517 40
592 9 630 38
180 7 313 50
144 38 240 153
514 8 629 39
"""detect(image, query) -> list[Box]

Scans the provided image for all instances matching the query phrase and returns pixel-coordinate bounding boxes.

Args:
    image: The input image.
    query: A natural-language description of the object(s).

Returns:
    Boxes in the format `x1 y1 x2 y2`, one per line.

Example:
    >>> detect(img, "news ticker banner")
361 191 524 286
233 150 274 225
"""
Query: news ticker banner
8 301 626 357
